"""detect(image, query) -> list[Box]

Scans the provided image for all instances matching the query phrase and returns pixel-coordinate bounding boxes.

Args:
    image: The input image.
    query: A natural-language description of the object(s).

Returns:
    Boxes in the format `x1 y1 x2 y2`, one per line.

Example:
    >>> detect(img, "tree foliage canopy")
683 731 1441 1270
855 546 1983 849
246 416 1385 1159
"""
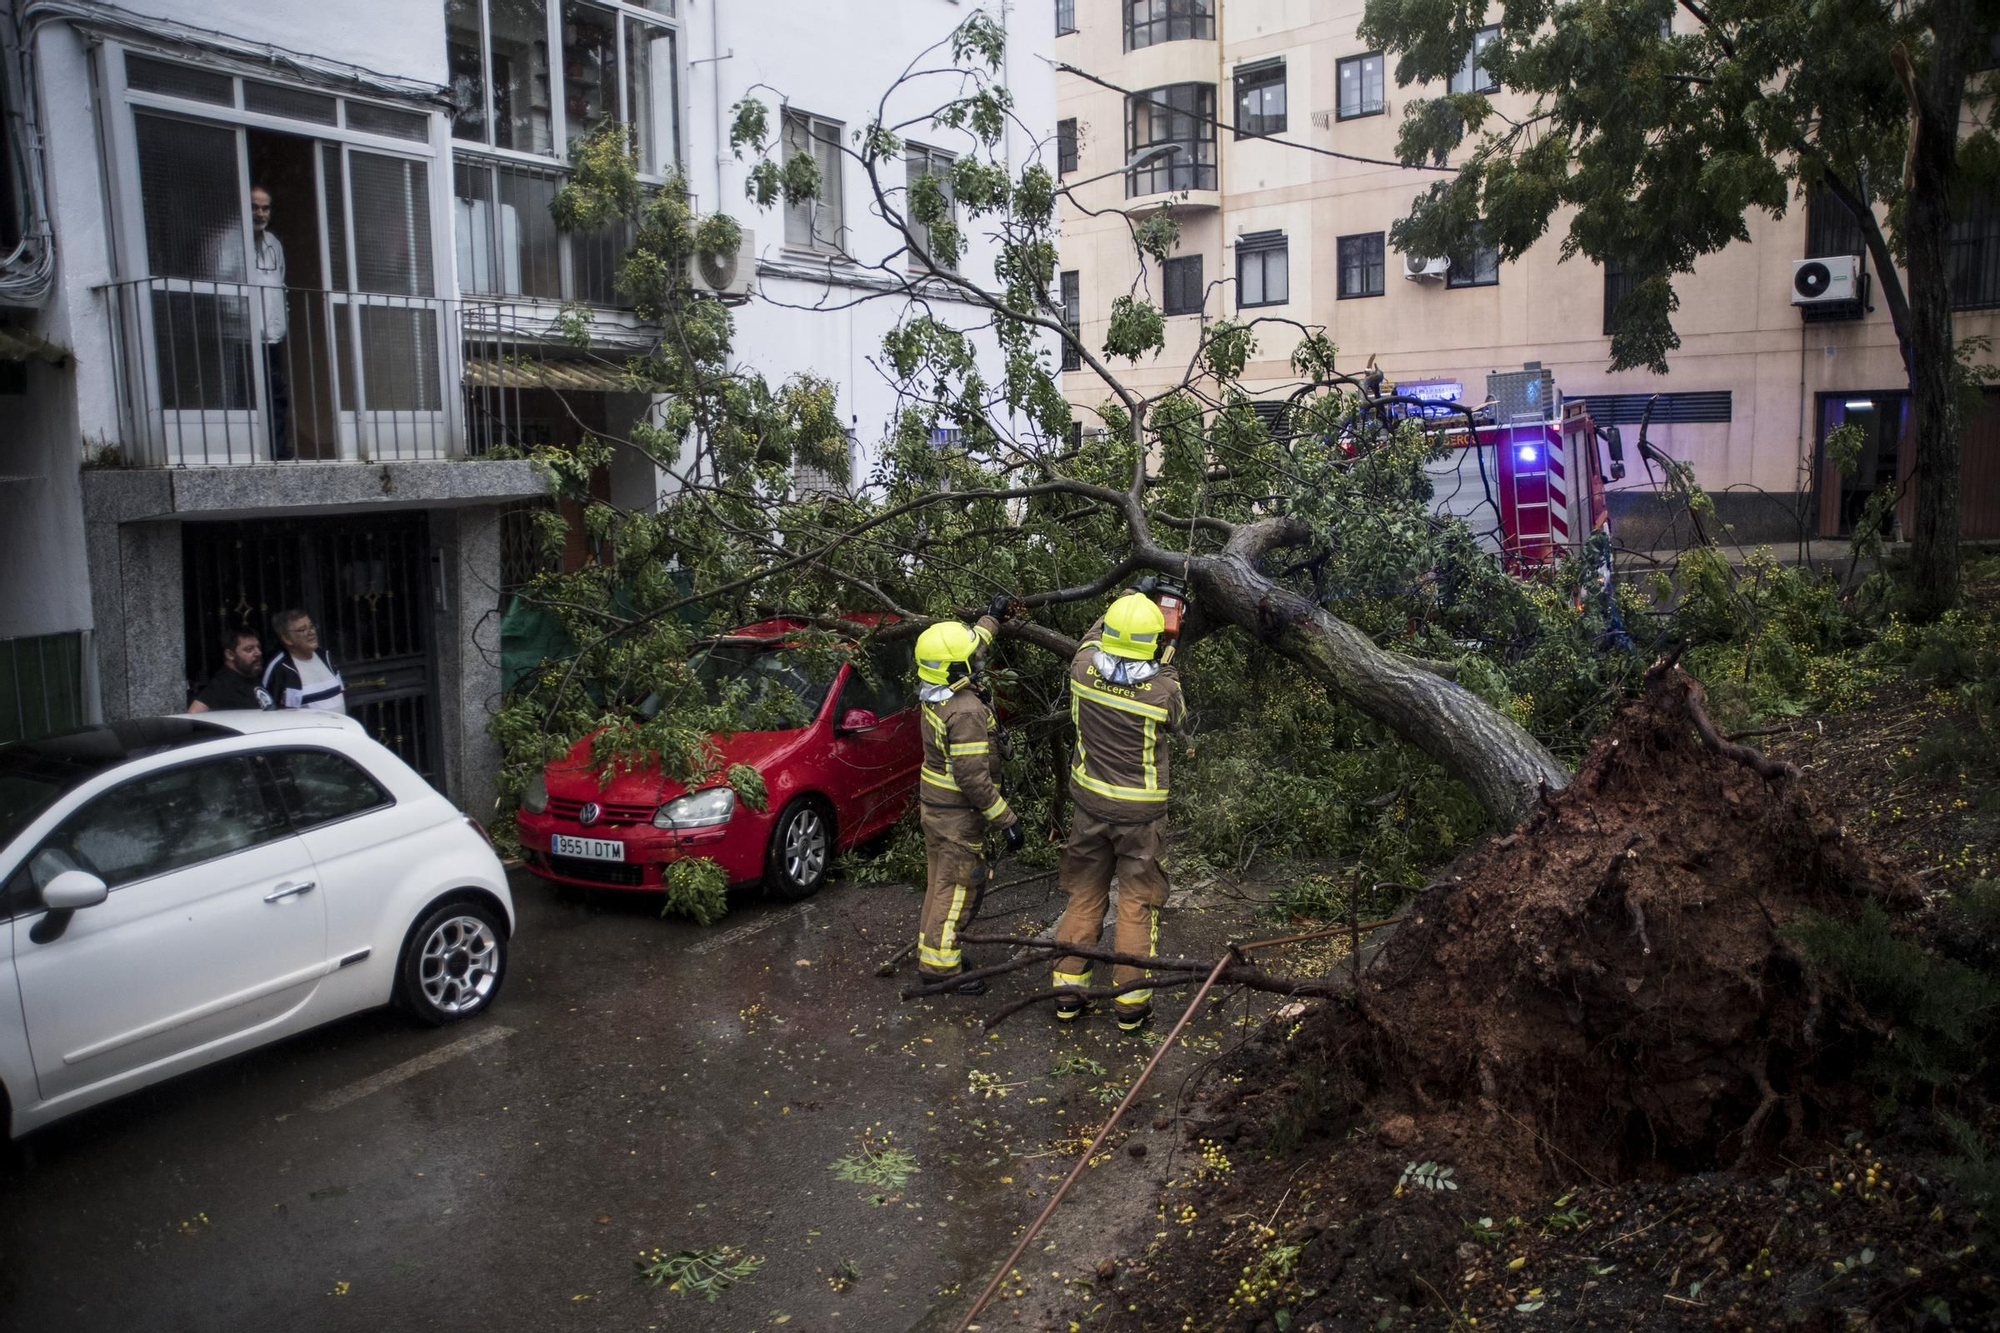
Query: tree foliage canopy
1359 0 2000 373
491 12 1675 916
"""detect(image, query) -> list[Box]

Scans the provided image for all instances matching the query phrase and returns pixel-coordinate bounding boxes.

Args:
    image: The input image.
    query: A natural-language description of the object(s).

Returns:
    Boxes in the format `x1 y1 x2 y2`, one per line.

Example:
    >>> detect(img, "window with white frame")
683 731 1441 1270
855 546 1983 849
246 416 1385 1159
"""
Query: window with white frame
1448 26 1499 95
1236 232 1288 308
445 0 680 177
905 143 957 272
110 45 460 464
783 110 845 254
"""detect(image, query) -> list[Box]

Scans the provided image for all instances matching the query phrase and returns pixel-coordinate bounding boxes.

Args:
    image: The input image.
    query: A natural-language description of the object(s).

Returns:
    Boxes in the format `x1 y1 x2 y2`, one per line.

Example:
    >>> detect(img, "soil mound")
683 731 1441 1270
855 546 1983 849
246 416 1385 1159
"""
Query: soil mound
1339 665 1920 1196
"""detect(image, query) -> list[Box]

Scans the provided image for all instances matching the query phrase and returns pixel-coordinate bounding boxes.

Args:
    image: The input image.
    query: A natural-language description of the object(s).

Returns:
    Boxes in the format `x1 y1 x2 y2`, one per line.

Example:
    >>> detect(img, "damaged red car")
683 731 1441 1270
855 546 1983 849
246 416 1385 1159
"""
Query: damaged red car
516 617 918 900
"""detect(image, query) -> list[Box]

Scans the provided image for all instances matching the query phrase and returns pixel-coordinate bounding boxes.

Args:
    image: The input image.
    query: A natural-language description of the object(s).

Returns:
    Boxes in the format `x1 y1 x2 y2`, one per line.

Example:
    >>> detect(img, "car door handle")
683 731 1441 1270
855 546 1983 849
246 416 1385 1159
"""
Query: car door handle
264 881 316 903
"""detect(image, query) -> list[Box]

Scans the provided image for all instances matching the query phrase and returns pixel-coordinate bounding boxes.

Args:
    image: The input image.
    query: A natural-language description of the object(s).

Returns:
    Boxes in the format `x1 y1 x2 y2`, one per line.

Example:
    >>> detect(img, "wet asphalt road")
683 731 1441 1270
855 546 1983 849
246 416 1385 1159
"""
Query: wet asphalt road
0 867 1274 1332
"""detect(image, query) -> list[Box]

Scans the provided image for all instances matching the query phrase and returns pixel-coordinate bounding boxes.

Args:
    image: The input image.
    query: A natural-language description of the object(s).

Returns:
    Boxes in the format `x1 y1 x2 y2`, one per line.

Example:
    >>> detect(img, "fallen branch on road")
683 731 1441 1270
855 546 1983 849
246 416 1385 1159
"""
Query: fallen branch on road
898 922 1406 1024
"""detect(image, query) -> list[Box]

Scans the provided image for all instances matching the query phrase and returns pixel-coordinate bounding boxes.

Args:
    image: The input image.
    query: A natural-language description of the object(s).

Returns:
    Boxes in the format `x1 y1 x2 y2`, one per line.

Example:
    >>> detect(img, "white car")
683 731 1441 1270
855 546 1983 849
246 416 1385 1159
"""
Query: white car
0 710 513 1138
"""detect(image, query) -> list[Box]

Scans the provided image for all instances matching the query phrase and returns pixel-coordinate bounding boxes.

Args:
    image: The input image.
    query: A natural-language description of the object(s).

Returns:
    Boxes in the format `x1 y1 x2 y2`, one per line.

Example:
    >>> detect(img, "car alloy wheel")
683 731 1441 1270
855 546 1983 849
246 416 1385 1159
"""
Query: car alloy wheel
767 799 832 900
401 900 507 1025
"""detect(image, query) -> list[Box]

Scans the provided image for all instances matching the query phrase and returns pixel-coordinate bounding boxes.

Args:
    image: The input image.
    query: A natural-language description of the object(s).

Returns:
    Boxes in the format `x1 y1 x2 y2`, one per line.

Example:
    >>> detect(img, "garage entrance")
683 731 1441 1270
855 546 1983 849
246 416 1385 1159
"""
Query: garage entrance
181 512 438 780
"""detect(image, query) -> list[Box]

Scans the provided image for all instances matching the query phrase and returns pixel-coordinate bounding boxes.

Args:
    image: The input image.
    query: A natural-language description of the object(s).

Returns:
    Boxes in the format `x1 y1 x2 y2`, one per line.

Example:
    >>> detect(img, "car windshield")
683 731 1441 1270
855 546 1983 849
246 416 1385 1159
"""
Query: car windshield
639 643 835 732
0 718 232 847
0 770 66 848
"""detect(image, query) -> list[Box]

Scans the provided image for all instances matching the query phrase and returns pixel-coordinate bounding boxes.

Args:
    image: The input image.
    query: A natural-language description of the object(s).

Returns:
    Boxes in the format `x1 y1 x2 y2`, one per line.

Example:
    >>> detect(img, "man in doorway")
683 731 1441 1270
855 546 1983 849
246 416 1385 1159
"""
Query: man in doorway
262 609 346 713
212 184 291 460
187 627 273 712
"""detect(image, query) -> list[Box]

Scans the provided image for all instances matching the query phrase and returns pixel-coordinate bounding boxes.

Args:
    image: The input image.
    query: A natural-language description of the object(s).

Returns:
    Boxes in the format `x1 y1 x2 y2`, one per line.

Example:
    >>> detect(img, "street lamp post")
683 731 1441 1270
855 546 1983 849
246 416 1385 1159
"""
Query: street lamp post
1060 143 1185 193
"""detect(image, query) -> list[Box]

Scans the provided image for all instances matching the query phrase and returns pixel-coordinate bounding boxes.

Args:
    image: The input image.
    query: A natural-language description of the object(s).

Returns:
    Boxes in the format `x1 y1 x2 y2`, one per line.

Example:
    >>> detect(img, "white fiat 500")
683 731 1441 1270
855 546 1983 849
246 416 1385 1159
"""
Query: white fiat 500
0 711 513 1138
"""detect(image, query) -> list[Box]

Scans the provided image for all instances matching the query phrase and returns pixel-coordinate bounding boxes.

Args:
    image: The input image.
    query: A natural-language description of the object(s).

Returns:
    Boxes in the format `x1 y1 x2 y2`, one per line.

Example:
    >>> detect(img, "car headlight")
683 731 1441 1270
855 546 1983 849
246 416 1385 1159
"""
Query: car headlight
655 787 736 829
523 772 548 815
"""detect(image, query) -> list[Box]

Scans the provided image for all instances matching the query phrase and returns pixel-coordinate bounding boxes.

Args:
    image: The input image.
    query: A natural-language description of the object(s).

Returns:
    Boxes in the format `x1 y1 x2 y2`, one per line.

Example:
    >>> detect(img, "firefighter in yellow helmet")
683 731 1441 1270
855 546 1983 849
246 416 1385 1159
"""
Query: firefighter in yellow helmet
1053 585 1186 1030
913 598 1024 994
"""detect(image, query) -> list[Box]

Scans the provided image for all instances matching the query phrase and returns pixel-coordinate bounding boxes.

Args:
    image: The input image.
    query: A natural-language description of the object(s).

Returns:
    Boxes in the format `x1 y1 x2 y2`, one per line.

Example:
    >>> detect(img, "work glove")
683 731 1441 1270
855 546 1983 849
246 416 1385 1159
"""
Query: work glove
1003 823 1025 853
987 593 1017 622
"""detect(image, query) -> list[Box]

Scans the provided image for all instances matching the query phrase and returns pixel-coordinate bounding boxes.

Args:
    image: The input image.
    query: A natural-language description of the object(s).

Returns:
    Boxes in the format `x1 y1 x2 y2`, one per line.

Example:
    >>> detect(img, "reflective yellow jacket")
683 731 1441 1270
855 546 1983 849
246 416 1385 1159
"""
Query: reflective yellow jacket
1066 616 1185 823
916 616 1017 828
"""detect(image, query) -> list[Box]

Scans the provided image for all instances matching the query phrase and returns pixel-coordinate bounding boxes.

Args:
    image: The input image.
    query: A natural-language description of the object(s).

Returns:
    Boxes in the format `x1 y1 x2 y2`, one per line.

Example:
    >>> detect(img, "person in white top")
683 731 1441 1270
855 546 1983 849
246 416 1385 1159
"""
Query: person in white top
209 185 292 460
261 609 346 714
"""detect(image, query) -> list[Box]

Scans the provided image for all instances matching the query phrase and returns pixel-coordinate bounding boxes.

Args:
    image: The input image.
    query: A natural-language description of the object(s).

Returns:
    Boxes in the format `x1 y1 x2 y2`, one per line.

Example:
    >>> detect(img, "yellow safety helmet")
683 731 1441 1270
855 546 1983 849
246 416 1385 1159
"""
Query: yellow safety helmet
1100 592 1166 661
916 620 982 685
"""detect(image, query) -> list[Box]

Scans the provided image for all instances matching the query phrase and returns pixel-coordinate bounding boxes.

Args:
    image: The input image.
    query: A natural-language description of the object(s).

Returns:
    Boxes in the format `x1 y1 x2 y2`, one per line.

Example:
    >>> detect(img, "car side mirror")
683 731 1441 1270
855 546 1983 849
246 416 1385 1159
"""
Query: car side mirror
30 870 107 946
43 869 108 911
836 708 880 735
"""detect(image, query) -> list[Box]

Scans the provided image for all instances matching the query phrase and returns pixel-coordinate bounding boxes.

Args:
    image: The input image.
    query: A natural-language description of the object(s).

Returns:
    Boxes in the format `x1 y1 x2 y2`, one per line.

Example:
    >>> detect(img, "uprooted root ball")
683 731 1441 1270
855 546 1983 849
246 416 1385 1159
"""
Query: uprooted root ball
1331 665 1920 1198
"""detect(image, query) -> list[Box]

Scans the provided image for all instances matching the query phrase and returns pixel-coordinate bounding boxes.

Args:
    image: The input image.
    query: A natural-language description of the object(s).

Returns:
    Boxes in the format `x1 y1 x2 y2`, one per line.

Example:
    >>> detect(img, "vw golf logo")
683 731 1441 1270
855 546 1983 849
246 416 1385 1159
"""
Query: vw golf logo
578 801 602 827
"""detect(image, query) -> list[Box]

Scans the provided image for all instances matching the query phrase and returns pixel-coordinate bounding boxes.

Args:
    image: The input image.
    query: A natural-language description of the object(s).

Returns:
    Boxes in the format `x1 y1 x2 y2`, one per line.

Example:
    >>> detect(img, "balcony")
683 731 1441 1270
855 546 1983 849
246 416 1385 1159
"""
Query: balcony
453 153 650 310
96 278 642 470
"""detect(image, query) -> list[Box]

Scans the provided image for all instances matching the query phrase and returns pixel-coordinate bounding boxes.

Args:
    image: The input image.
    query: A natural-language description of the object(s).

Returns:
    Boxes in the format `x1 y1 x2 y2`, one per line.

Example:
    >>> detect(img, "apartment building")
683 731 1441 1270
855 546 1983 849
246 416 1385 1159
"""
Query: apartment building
1055 0 2000 548
0 0 1050 806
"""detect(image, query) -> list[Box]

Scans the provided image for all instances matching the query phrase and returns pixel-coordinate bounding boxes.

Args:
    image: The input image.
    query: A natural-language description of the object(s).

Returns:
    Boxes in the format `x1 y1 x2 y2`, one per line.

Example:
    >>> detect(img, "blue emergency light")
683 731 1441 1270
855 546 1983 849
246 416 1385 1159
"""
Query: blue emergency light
1516 444 1538 465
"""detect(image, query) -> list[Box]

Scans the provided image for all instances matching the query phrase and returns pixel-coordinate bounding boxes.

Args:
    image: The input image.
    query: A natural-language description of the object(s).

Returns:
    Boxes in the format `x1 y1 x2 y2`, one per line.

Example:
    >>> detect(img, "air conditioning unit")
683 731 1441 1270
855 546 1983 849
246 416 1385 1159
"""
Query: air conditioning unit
1791 255 1861 306
1403 254 1451 282
688 226 755 297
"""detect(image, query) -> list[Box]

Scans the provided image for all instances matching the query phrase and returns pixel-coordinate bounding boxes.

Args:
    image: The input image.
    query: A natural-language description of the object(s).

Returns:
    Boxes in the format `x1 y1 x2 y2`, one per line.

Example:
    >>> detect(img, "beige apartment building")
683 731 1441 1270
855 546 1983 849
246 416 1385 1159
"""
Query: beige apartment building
1054 0 2000 546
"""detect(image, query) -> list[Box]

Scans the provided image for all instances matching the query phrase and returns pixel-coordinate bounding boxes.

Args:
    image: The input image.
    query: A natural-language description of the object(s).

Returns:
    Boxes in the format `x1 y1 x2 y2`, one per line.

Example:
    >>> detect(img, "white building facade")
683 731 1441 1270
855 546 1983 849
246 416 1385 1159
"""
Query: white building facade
0 0 1051 808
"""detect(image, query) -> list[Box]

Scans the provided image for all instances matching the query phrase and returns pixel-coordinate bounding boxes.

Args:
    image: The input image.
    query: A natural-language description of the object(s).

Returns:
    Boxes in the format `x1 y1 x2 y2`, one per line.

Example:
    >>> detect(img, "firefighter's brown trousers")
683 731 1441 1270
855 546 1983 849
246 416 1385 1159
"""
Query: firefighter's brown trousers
917 803 990 977
1053 812 1169 1012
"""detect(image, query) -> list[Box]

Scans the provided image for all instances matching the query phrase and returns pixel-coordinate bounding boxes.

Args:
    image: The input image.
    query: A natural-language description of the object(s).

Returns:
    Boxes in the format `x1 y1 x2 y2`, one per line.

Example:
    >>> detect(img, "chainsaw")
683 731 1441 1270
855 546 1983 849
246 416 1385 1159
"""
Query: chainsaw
1134 573 1190 648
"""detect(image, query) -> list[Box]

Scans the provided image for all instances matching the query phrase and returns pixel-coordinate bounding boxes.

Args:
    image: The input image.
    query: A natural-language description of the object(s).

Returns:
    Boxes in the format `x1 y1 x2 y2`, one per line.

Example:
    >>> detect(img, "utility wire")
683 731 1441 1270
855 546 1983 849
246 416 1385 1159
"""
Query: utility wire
1056 63 1459 175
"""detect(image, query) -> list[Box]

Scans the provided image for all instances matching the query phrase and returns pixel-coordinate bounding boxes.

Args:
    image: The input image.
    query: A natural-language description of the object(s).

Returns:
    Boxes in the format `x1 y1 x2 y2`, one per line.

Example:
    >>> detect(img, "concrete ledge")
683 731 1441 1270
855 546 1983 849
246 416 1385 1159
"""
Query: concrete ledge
82 459 548 522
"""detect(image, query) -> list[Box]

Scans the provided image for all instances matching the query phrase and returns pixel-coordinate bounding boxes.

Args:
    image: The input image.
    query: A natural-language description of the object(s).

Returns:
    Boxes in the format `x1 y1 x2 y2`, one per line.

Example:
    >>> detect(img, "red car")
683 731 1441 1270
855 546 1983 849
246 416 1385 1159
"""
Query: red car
516 617 919 900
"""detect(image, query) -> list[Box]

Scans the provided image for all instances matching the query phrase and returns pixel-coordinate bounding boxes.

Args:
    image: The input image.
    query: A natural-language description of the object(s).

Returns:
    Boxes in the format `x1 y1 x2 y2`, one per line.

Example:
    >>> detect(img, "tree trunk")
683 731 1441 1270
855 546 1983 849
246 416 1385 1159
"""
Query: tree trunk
1186 522 1572 827
1904 7 1972 620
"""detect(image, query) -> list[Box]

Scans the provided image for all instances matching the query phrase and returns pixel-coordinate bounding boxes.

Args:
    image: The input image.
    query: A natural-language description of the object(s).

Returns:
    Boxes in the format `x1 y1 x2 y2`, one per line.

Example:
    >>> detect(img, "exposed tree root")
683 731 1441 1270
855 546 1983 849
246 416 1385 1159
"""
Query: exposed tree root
1213 664 1921 1201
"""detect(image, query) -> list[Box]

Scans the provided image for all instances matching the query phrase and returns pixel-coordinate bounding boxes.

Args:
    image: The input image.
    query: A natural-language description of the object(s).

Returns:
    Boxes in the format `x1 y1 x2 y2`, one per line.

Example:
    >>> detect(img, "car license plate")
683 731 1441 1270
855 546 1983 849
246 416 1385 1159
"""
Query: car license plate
552 834 626 862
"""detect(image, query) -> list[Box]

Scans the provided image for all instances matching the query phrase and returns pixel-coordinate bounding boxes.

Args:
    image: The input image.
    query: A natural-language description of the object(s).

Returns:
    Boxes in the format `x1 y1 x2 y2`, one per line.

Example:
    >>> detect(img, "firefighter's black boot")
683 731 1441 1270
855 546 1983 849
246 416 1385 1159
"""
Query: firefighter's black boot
956 975 989 996
1053 992 1086 1023
1115 1001 1153 1033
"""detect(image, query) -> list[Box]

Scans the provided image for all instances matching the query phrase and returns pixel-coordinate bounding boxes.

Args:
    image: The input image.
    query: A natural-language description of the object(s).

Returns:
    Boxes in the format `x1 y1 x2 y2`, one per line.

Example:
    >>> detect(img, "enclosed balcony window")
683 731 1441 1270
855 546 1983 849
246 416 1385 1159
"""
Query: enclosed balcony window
1125 0 1214 52
445 0 679 175
1126 84 1217 197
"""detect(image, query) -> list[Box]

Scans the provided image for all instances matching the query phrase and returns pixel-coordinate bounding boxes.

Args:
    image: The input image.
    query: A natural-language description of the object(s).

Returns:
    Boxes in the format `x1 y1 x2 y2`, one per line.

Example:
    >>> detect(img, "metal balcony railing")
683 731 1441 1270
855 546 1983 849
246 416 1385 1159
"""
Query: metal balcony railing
98 277 462 467
97 278 640 468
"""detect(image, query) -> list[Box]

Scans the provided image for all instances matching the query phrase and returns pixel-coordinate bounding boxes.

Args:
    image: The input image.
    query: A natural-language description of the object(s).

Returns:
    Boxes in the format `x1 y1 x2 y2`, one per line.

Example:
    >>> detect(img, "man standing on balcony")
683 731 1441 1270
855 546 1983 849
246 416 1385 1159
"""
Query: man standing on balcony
211 185 291 460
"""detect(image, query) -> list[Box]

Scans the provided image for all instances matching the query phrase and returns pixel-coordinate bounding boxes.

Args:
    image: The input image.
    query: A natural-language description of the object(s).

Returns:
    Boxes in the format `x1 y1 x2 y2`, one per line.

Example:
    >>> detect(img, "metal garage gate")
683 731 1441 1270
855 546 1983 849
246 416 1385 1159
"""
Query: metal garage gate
181 512 438 781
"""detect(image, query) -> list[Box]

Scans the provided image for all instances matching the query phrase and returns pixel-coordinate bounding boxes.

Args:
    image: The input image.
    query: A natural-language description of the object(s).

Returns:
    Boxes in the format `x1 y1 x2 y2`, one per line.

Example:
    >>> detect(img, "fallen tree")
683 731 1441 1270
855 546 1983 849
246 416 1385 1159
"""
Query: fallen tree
493 12 1612 856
